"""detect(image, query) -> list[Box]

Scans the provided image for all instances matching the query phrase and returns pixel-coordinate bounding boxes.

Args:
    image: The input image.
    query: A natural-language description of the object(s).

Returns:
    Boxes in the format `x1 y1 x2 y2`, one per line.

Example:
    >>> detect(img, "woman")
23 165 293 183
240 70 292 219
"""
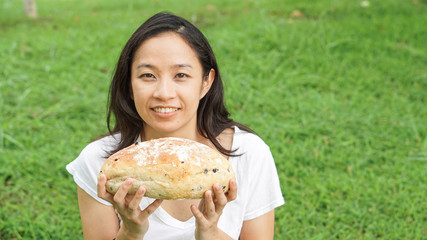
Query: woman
66 12 284 240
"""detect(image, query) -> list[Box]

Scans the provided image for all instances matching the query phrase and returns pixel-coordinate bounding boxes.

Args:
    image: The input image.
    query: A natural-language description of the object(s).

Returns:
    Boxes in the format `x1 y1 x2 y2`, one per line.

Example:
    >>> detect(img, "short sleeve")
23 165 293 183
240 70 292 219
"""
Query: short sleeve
242 139 285 220
66 136 119 206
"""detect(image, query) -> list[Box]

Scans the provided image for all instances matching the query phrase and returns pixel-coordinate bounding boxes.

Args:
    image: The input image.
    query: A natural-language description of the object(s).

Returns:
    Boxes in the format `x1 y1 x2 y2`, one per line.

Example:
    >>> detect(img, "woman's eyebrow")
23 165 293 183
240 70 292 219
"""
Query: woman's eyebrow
172 64 192 69
136 63 156 69
136 63 192 69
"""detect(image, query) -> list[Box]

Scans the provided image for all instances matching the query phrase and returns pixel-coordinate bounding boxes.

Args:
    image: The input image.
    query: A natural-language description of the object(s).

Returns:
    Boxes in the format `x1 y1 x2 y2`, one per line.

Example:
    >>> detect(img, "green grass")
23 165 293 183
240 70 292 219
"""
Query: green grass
1 0 426 239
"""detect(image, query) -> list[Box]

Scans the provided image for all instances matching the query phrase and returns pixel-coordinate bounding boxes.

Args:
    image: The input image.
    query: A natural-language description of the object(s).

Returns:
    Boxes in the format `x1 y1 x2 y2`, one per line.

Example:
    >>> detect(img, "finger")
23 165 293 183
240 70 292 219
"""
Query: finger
203 190 216 218
113 178 133 206
226 179 237 202
97 174 114 203
212 183 227 213
140 199 163 219
191 204 208 225
128 186 146 210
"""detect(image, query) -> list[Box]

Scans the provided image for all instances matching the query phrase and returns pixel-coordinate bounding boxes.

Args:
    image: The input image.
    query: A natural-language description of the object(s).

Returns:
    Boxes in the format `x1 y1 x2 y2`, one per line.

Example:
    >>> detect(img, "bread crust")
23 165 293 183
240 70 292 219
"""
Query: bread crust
100 137 235 200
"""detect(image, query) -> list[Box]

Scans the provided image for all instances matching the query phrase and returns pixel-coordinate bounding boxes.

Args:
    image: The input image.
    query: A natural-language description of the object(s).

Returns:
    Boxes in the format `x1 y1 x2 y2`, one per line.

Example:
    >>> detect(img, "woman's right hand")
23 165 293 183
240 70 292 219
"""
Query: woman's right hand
97 174 163 239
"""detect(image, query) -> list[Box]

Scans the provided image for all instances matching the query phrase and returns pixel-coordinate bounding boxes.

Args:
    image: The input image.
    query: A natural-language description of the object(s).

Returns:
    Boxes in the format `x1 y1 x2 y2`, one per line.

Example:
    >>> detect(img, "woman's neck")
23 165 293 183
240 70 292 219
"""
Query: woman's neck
141 125 207 144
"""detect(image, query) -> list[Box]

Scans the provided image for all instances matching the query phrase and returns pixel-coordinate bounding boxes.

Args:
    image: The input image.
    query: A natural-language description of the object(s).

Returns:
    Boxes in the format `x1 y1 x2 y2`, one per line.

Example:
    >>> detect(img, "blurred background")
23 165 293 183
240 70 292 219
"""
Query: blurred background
1 0 426 239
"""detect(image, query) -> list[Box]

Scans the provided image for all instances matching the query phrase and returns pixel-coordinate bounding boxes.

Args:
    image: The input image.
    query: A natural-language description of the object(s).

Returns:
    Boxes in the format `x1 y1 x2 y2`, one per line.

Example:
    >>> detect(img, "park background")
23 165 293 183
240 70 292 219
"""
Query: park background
0 0 426 239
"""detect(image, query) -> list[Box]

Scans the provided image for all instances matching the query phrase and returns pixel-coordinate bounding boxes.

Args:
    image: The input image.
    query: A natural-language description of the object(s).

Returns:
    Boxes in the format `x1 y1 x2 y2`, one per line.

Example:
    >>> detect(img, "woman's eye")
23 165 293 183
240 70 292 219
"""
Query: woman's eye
176 73 188 78
140 73 155 78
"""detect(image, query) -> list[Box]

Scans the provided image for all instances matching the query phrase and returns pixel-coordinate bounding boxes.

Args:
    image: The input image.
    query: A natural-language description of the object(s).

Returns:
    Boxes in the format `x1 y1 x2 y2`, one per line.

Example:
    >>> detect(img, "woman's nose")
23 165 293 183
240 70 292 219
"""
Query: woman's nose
153 79 176 100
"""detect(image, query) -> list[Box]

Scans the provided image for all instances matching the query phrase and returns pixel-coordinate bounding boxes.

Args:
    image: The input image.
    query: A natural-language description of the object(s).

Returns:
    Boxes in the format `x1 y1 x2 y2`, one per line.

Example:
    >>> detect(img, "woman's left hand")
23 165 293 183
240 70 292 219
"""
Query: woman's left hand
191 179 237 240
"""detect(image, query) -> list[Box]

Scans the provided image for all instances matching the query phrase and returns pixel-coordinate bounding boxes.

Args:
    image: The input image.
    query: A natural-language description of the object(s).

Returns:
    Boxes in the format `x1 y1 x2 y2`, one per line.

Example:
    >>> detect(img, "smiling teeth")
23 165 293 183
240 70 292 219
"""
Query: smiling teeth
154 108 178 113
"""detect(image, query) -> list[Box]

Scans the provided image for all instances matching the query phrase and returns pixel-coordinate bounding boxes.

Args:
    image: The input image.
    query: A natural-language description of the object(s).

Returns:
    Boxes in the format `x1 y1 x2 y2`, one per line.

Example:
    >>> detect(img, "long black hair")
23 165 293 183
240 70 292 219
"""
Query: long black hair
107 12 253 156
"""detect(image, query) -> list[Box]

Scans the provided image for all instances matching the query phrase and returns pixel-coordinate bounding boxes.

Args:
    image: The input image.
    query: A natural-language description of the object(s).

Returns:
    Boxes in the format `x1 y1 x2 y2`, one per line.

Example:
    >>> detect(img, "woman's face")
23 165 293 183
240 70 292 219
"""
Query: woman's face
131 32 214 139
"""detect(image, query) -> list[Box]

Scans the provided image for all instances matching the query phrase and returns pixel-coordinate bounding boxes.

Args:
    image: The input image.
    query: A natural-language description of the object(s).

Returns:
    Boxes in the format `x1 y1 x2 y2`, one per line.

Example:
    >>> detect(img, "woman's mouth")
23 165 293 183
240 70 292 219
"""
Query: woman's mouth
153 107 179 113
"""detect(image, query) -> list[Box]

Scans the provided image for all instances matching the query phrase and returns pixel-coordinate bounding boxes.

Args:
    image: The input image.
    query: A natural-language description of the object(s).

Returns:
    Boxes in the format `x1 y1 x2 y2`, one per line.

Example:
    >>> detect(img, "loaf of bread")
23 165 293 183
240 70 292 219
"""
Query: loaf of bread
100 137 235 200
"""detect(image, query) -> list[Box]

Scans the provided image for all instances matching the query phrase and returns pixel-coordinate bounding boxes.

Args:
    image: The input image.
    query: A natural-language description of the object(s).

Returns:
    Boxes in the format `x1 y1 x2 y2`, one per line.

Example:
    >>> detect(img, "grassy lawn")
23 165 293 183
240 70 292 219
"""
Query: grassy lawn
1 0 426 239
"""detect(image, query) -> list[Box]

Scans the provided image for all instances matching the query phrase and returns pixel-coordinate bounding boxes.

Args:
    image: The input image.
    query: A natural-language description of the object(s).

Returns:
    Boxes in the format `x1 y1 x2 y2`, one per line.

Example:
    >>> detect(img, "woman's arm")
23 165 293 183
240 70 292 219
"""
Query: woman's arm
239 210 275 240
77 186 119 239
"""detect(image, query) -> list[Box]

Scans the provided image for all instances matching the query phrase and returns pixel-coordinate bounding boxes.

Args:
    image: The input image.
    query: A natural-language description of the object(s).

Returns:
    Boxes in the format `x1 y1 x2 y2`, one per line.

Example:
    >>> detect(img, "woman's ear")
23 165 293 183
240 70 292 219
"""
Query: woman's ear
200 68 215 99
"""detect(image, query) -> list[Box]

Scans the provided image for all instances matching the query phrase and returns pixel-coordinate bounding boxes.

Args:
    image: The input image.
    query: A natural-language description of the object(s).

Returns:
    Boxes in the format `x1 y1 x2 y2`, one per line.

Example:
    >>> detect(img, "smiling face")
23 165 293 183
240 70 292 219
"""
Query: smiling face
130 32 214 140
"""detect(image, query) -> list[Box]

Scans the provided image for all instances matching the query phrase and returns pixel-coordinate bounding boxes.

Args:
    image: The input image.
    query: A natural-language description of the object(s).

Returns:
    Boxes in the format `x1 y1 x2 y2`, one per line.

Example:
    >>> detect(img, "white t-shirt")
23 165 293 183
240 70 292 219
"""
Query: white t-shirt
66 126 285 239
